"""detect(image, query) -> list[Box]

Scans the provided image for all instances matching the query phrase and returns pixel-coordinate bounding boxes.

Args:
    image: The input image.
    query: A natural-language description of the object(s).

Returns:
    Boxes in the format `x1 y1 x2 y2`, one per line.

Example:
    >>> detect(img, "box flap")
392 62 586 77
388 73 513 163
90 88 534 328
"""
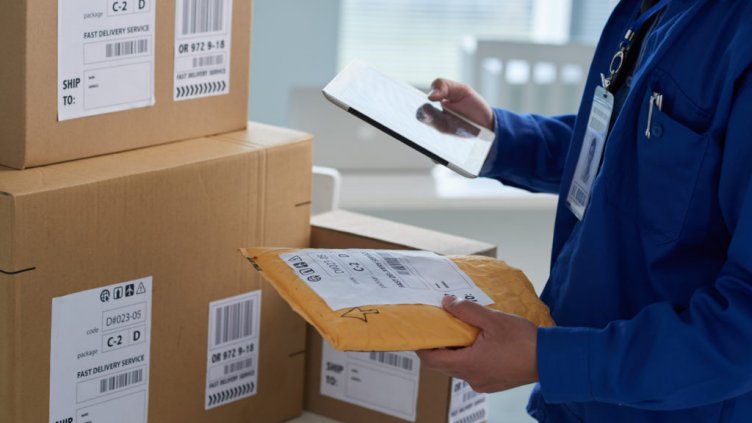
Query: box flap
0 137 253 197
214 122 312 149
311 210 496 257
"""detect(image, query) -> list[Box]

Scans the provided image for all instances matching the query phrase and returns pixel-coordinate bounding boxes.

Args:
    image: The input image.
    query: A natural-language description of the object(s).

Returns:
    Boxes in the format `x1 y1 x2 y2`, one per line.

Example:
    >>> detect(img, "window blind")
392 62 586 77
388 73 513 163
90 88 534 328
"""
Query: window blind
338 0 536 86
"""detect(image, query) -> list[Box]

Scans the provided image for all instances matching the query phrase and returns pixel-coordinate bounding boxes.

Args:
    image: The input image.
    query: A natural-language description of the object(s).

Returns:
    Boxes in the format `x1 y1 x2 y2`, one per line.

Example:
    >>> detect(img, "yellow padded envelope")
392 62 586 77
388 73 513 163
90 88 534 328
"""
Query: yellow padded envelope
241 247 554 351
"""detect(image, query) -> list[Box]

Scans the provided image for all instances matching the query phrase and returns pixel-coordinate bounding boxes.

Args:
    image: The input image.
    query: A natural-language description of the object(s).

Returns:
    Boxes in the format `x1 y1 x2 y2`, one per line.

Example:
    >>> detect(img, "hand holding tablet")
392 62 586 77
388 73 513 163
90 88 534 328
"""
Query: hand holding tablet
323 60 495 178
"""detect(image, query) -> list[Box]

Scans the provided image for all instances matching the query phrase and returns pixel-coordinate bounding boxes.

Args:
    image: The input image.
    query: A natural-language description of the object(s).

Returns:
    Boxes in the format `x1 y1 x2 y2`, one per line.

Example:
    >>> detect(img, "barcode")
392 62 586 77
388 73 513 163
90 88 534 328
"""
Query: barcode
379 255 411 276
224 358 253 375
368 352 415 372
192 54 224 68
455 409 486 423
462 390 480 403
105 39 149 58
182 0 225 35
574 186 587 204
214 299 254 347
99 369 143 394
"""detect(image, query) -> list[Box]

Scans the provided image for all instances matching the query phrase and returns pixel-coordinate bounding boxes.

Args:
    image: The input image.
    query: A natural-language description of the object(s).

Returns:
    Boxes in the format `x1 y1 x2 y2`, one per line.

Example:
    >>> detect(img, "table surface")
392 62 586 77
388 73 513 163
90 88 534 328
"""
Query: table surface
339 166 557 211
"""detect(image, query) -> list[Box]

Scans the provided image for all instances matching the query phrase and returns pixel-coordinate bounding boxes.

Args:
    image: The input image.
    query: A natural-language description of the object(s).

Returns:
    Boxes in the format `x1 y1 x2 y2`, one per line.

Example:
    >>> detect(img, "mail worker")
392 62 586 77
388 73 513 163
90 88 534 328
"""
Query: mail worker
418 0 752 421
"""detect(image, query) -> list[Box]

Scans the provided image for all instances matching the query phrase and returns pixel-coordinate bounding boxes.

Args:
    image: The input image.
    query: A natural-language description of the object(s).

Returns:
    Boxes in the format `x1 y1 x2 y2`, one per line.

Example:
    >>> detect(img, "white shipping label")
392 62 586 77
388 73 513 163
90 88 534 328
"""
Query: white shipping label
280 249 494 311
448 378 488 423
205 291 261 409
174 0 233 100
49 277 153 423
321 341 420 422
58 0 156 121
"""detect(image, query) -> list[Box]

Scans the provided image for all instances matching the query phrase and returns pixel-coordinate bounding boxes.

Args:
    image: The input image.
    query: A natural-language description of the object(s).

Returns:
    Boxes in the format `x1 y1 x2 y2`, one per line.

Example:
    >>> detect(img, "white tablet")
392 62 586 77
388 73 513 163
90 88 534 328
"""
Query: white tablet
322 60 495 178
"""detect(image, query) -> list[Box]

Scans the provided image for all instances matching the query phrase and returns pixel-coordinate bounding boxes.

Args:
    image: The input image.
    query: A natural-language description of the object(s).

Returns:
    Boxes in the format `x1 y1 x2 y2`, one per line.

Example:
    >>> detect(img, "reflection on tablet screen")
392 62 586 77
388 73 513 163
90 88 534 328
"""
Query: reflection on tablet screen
415 103 481 139
323 60 494 177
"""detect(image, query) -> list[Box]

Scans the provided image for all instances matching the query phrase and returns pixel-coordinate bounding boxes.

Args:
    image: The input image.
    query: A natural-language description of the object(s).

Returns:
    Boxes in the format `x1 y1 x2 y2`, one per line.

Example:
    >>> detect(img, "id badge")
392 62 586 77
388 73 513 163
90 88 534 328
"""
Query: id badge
566 86 614 220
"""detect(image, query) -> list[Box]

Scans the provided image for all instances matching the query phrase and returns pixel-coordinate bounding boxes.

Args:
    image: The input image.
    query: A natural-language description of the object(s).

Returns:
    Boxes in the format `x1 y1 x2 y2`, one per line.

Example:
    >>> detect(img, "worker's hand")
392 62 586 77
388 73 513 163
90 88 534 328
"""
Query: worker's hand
416 296 538 393
428 79 494 131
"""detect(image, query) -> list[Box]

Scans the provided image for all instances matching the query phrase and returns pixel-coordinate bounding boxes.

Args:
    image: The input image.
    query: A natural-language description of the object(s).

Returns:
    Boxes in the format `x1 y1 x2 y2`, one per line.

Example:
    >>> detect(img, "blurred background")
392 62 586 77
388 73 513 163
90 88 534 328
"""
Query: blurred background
249 1 617 421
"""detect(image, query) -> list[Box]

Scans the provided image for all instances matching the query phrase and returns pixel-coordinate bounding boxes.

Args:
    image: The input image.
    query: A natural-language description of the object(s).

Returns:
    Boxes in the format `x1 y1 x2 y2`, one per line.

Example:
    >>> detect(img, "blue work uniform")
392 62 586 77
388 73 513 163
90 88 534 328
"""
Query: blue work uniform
479 0 752 421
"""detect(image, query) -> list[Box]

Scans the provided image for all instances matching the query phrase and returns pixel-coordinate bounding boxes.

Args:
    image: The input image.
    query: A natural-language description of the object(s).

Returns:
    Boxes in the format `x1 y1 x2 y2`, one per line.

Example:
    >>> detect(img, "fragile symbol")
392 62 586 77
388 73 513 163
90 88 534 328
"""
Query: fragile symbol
299 268 314 276
136 282 146 295
114 286 123 300
340 307 380 323
100 289 111 303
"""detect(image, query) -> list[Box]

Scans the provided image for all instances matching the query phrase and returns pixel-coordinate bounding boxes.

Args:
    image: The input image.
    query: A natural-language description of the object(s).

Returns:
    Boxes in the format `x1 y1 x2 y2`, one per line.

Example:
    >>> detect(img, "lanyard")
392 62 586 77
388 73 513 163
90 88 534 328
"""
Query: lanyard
602 0 670 91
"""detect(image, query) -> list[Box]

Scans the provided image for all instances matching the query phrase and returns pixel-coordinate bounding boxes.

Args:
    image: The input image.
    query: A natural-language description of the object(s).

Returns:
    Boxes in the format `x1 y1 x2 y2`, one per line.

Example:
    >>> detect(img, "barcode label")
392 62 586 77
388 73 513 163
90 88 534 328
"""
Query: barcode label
574 186 587 205
449 377 487 423
462 390 480 403
106 39 149 58
455 409 486 423
99 369 144 394
224 358 253 375
192 54 224 68
206 291 260 410
378 254 412 276
181 0 226 35
214 298 254 347
322 341 420 421
368 352 415 372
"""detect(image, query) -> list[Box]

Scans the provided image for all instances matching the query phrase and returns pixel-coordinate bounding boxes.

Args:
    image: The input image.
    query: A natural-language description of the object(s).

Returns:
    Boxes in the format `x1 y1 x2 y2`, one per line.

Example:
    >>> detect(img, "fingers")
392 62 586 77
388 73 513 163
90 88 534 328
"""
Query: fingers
428 78 470 103
442 296 493 329
416 347 471 374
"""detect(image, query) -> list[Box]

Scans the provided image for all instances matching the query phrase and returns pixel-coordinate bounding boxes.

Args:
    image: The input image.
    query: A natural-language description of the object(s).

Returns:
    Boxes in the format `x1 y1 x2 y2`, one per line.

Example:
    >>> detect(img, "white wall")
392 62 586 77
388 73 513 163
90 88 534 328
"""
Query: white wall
249 0 341 126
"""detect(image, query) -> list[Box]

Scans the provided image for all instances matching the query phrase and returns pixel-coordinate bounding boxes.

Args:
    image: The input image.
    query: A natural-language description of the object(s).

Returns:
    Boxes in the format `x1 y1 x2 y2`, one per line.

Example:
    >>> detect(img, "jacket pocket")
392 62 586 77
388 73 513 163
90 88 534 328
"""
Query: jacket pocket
634 77 711 245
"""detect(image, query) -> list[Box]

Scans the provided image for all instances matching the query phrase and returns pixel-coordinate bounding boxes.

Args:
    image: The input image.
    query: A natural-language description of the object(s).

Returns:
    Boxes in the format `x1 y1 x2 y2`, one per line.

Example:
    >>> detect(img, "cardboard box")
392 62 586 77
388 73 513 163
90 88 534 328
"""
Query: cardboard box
0 122 311 422
0 0 252 169
306 210 496 423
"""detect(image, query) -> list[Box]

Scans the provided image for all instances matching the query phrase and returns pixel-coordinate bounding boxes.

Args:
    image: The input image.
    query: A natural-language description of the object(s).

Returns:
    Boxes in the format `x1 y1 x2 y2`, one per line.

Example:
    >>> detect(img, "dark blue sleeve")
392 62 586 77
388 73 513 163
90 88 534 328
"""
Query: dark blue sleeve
536 71 752 410
479 108 576 194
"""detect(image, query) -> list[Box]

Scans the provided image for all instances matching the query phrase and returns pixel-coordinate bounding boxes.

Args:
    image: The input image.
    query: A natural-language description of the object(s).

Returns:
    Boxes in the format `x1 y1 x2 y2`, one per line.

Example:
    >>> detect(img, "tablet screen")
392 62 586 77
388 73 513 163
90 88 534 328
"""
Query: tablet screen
323 61 494 177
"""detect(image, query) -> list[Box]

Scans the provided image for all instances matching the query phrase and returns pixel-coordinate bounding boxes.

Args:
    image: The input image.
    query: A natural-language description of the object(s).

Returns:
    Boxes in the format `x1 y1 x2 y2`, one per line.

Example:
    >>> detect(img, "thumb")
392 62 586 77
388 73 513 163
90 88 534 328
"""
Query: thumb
442 296 491 329
428 78 470 103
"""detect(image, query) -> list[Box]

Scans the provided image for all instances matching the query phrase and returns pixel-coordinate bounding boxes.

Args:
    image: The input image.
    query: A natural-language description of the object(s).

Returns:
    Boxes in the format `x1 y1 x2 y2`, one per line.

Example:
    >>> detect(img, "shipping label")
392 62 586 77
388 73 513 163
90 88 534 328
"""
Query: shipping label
205 291 261 409
280 249 494 311
58 0 156 121
174 0 233 100
321 341 420 421
448 378 488 423
49 277 153 423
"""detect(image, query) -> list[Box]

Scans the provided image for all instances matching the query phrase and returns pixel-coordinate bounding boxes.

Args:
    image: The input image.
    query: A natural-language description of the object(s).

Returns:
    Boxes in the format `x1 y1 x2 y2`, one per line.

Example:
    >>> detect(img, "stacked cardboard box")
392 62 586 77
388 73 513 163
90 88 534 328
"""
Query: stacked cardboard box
306 210 495 423
0 1 503 421
0 123 312 422
0 0 252 169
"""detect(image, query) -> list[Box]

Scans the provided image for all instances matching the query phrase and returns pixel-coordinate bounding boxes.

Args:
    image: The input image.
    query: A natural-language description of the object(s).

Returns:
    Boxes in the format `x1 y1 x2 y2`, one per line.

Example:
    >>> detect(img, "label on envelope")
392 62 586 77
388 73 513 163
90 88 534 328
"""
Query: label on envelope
280 249 493 310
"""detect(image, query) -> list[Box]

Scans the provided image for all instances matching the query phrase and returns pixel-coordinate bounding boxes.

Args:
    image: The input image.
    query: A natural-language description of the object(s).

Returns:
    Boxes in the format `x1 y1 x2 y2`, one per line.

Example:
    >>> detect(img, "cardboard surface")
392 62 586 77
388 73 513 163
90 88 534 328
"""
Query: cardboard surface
306 210 496 422
0 122 312 422
0 0 252 169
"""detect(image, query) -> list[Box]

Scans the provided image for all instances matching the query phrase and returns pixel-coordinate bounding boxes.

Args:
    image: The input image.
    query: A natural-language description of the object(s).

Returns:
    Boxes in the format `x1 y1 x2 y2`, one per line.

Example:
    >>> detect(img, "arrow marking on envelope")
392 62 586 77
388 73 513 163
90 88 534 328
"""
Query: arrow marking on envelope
341 307 380 323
